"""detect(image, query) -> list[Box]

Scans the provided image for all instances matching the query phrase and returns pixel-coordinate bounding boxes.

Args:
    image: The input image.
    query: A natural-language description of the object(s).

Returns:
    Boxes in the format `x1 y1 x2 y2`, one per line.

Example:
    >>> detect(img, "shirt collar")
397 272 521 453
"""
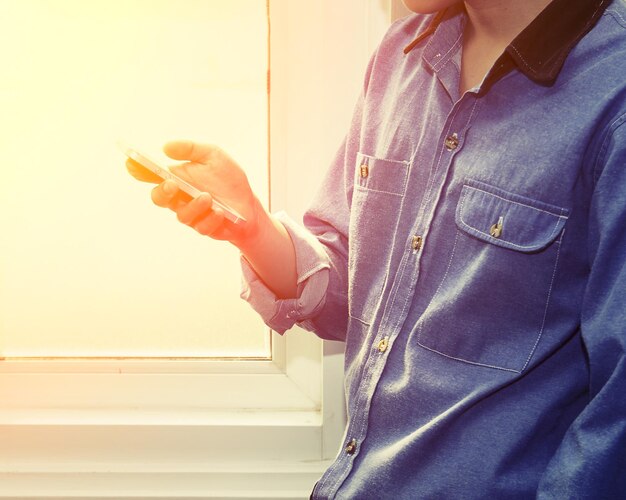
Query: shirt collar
506 0 611 84
405 0 612 86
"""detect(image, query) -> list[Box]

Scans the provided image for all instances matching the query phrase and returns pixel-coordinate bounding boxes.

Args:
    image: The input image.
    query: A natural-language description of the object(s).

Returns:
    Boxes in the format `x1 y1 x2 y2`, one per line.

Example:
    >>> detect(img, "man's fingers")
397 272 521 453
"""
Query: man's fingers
174 193 225 237
163 140 211 163
151 180 183 208
176 193 213 225
193 208 225 237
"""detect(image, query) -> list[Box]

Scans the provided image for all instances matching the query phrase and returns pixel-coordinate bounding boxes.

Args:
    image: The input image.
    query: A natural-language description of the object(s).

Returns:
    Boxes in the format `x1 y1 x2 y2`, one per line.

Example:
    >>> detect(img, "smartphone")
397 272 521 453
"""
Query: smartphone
120 143 247 225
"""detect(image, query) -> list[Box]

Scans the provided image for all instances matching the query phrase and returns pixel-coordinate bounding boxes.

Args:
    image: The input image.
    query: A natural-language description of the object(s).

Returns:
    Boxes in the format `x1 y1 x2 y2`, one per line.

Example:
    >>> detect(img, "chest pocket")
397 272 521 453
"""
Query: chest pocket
348 152 409 324
417 180 569 372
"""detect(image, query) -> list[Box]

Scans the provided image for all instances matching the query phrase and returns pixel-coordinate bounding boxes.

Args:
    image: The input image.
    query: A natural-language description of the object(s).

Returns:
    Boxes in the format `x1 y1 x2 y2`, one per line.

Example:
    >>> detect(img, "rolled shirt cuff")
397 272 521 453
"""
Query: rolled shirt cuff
239 212 330 334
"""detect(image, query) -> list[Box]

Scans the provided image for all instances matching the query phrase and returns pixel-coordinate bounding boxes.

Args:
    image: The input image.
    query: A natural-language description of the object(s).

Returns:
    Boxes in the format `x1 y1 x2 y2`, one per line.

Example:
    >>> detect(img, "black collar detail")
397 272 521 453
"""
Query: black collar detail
404 0 612 87
506 0 612 85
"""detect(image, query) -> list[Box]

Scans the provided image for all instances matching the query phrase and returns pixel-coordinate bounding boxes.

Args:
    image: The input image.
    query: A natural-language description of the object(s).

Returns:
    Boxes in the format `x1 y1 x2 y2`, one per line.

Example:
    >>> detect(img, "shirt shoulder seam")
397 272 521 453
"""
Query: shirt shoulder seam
603 4 626 30
592 111 626 183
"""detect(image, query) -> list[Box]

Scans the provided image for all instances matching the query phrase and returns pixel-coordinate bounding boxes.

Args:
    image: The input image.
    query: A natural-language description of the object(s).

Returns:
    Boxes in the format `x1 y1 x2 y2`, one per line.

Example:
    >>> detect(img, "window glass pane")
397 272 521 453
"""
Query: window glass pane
0 0 270 358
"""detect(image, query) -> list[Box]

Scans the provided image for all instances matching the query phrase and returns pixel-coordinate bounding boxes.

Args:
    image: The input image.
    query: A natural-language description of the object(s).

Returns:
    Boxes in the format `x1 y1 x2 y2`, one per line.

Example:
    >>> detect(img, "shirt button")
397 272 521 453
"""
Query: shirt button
345 439 358 455
411 235 423 252
444 133 459 151
359 164 369 178
490 216 504 238
377 337 389 353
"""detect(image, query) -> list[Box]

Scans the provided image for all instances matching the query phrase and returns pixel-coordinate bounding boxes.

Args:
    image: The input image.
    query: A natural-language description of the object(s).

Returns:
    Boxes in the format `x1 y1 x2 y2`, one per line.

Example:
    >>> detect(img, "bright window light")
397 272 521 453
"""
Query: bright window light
0 0 270 359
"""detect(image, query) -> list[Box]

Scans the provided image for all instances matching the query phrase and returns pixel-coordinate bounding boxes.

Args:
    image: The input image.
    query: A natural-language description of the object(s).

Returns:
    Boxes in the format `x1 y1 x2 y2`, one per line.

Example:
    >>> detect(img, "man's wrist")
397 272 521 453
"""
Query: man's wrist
234 198 275 256
236 206 298 300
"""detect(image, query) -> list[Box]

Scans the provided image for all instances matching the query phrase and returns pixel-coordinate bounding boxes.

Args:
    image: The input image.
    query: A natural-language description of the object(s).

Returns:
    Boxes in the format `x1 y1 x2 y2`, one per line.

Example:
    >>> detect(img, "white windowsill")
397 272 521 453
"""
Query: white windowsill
0 462 331 499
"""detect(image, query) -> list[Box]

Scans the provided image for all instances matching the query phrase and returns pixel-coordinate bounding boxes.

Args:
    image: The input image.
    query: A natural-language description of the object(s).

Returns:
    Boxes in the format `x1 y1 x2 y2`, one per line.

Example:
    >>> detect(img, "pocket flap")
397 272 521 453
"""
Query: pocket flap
355 152 409 196
455 180 569 252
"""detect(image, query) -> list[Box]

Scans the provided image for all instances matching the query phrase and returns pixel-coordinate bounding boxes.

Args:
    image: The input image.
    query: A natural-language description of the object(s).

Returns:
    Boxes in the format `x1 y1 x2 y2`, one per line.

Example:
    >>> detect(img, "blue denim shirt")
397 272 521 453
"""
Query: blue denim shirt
241 1 626 498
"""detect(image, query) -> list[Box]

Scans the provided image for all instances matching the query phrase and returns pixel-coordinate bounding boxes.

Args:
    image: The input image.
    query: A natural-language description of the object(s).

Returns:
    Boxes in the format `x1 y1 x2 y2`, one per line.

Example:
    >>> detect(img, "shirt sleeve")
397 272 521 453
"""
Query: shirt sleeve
240 57 373 341
238 125 356 341
239 126 359 341
239 212 331 335
537 114 626 498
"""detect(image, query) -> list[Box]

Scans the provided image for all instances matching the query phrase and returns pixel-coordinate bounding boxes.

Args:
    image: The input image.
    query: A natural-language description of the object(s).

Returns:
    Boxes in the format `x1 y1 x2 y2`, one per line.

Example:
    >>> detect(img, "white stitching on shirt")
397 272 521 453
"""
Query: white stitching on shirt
418 343 521 373
464 184 567 217
413 230 527 372
605 7 626 27
433 30 463 72
416 211 564 373
457 185 566 251
591 112 626 184
298 262 330 285
422 230 460 317
509 1 605 76
355 185 405 197
520 230 564 372
341 234 422 492
418 103 467 222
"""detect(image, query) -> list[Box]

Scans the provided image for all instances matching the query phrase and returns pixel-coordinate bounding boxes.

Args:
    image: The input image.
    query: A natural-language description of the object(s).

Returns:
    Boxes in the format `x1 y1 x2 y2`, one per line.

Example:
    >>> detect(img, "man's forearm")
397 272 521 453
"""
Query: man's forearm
237 208 298 300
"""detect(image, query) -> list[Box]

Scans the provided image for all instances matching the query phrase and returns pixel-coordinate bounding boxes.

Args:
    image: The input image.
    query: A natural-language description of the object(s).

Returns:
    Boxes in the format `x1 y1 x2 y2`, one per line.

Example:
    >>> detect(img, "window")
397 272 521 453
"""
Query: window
0 0 270 360
0 1 394 498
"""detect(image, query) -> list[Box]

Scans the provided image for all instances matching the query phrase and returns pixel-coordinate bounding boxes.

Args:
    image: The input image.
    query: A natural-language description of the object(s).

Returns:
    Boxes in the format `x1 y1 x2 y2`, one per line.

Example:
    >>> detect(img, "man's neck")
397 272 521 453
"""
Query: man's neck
463 0 552 46
459 0 552 93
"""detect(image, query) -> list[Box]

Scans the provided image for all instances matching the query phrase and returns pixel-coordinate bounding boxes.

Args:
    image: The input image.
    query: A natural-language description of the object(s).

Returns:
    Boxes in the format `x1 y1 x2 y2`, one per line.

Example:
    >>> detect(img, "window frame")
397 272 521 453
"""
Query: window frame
0 1 395 497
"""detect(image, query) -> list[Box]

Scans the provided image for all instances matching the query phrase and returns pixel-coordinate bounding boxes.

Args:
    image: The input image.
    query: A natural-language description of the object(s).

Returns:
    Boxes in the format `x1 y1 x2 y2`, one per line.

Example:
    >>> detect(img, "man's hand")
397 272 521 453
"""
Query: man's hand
126 139 297 298
127 140 262 246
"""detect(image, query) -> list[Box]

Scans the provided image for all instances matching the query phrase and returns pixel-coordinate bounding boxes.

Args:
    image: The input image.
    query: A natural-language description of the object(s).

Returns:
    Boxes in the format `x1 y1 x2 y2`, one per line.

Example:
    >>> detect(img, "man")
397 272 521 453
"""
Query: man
130 0 626 497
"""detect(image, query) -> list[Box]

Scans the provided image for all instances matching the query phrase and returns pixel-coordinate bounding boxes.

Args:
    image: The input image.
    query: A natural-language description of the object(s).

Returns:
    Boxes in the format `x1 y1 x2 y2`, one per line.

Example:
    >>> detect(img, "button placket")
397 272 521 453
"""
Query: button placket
375 104 475 354
311 36 487 497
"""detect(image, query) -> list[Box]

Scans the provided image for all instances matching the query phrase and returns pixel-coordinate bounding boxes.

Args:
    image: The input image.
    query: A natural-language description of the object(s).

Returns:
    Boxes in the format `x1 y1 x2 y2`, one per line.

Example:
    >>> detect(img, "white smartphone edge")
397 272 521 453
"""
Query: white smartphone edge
119 142 247 226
